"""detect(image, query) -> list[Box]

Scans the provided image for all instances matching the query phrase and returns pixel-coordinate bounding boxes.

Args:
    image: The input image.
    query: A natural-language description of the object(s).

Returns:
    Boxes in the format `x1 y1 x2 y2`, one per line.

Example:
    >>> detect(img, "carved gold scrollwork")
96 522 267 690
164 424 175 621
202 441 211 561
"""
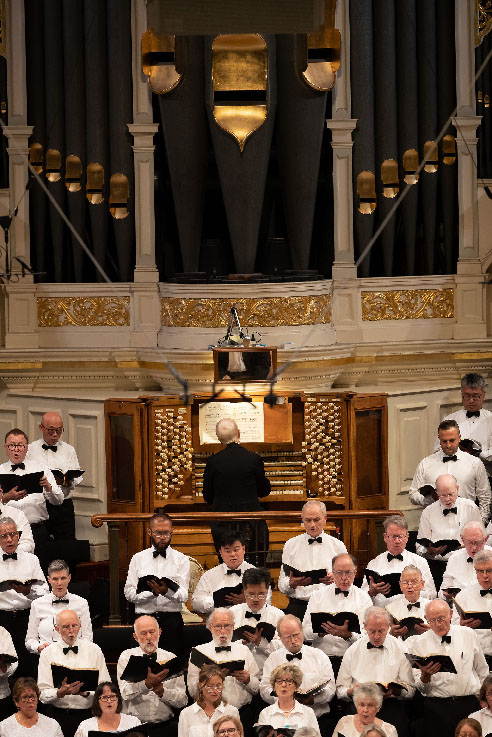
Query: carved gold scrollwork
38 297 130 327
161 295 331 328
476 0 492 46
361 289 454 321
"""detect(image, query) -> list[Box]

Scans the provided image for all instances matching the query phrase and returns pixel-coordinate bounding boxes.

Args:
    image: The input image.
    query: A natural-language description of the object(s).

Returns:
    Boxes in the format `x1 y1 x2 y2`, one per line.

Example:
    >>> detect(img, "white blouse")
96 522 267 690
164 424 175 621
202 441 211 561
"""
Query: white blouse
0 713 63 737
74 713 141 737
333 715 398 737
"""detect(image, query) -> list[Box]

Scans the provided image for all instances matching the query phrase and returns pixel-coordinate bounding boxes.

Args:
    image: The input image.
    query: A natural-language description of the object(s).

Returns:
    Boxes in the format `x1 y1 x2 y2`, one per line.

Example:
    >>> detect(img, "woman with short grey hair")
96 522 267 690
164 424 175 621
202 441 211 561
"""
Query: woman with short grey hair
332 683 398 737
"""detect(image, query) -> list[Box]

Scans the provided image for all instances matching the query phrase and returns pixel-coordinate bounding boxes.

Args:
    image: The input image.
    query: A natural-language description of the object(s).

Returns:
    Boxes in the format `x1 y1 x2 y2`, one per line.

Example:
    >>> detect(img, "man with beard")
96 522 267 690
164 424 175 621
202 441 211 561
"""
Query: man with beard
117 614 187 737
124 513 190 654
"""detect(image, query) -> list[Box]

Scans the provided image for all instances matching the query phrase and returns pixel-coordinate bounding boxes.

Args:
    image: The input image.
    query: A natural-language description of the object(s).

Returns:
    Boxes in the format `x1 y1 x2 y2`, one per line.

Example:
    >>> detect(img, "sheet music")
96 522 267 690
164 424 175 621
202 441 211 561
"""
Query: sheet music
199 401 264 444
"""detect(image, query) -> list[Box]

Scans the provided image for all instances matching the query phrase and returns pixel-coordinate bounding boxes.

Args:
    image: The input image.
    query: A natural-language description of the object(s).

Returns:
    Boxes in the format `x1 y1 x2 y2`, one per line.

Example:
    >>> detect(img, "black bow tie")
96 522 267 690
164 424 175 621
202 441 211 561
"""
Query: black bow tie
63 645 78 655
153 549 167 558
467 557 473 563
2 553 17 561
367 643 383 649
42 444 57 451
407 602 420 610
387 553 403 561
443 455 457 463
144 652 157 660
441 635 451 644
335 588 349 597
480 590 492 597
308 537 322 544
245 611 260 620
215 646 231 653
443 507 457 516
226 569 241 576
286 652 302 661
53 598 69 604
466 411 480 418
10 464 25 471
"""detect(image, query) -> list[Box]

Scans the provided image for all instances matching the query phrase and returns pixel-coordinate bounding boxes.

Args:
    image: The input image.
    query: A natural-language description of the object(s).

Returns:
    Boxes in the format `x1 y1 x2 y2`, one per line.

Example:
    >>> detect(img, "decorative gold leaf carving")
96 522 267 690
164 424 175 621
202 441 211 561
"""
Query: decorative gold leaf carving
476 0 492 46
37 297 130 327
361 289 454 321
161 295 331 328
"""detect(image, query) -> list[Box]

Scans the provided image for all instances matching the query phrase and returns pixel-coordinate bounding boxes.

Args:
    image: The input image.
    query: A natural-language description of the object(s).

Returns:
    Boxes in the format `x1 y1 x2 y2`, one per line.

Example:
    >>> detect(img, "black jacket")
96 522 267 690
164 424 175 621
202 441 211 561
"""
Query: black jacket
202 442 271 511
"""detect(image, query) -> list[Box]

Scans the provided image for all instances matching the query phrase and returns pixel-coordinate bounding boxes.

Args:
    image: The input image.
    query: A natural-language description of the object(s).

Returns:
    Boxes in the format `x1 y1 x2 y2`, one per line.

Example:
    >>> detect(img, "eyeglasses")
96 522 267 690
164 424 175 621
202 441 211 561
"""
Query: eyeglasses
385 534 407 541
40 424 64 434
217 729 239 736
6 443 27 450
400 579 421 587
275 678 295 685
99 695 118 702
462 392 483 400
245 593 267 600
281 632 302 641
426 616 448 625
211 624 234 631
152 531 172 538
475 568 492 576
333 569 355 577
19 695 37 703
204 685 223 692
0 532 19 541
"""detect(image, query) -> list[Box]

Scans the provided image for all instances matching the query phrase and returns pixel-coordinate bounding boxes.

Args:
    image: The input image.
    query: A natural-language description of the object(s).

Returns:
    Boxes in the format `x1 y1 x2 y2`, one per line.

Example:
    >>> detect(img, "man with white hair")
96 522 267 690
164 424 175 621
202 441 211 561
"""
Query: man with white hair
117 614 187 736
187 608 260 724
454 550 492 668
408 599 487 737
203 418 271 562
38 608 110 737
439 520 491 598
336 607 415 737
278 500 347 619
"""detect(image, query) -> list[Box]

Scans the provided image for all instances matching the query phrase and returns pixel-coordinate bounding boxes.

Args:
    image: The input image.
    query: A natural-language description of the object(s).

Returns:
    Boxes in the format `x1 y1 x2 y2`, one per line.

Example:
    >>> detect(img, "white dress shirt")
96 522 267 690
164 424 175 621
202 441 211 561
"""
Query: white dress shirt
416 498 482 560
333 715 398 737
74 714 141 737
409 624 488 697
439 546 492 596
278 532 347 601
336 634 415 701
302 583 372 656
229 602 284 674
0 713 63 737
260 644 335 717
0 459 63 524
26 592 92 653
468 707 492 736
0 550 48 610
178 701 239 737
187 640 259 709
257 700 320 735
434 408 492 476
409 448 491 520
454 583 492 654
117 645 187 723
361 549 436 607
27 438 83 500
191 561 261 614
0 626 17 698
38 637 110 710
124 546 190 614
385 595 430 639
0 504 34 554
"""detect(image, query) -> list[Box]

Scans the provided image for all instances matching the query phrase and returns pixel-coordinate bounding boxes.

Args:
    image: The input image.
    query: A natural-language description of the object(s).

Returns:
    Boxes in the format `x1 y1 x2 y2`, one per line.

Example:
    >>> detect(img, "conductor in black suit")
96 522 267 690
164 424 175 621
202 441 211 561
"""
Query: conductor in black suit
203 418 271 565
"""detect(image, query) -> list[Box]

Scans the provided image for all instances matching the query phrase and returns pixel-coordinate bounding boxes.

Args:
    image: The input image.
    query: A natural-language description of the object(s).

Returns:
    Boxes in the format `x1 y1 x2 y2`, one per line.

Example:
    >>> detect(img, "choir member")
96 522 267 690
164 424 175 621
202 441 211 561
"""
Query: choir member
0 677 63 737
178 664 239 737
332 683 398 737
454 550 492 668
468 675 492 735
385 566 430 641
73 682 141 737
440 521 490 599
256 664 320 735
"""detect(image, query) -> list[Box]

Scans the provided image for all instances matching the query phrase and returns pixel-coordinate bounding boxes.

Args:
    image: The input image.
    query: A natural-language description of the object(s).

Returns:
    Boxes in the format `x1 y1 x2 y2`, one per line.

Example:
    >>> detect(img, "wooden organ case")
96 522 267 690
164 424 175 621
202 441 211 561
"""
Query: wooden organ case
105 391 388 573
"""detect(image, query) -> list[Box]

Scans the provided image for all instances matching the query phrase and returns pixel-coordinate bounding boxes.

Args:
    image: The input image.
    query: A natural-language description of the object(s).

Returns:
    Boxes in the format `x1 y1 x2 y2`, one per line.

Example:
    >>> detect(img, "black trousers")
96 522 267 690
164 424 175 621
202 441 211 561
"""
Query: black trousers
45 705 92 737
147 718 178 737
134 610 184 656
240 695 264 737
285 597 308 620
419 694 480 737
32 521 51 552
47 498 76 540
0 608 32 677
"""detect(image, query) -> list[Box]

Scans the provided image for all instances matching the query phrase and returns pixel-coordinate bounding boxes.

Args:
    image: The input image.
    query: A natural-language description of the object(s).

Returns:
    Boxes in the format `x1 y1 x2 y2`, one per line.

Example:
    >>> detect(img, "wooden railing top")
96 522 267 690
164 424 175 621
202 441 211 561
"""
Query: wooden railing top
91 509 403 528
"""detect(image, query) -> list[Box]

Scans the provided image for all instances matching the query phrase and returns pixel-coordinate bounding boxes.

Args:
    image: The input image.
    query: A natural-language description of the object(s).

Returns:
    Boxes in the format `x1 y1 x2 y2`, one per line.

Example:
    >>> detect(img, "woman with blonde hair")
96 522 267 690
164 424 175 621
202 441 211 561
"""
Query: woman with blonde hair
212 715 244 737
179 664 239 737
257 664 320 735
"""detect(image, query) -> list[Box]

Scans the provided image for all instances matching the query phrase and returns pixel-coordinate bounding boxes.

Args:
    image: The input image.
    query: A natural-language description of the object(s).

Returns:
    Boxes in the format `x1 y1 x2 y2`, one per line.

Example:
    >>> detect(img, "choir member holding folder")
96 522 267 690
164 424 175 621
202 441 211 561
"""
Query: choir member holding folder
0 625 18 719
187 608 260 728
117 615 187 737
385 566 430 641
229 568 283 674
439 521 491 600
256 664 320 736
192 532 265 615
73 682 141 737
260 615 335 736
332 683 398 737
361 516 435 607
277 501 347 620
468 674 492 736
178 664 239 737
453 550 492 669
302 553 372 676
0 429 63 549
124 513 190 654
407 599 487 737
38 609 110 737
